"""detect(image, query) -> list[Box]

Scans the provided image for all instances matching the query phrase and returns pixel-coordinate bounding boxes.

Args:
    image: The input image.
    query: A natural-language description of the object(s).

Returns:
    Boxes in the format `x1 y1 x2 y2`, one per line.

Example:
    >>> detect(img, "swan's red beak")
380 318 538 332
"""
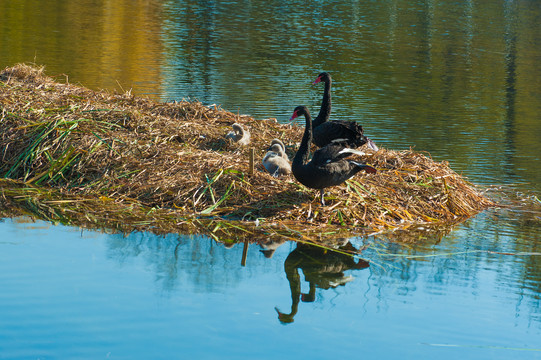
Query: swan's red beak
289 111 299 121
312 76 322 85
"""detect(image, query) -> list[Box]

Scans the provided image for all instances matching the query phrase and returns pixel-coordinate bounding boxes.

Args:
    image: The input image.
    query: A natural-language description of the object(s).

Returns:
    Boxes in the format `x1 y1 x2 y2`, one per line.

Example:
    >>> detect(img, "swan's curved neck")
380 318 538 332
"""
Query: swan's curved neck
293 112 312 166
314 79 331 127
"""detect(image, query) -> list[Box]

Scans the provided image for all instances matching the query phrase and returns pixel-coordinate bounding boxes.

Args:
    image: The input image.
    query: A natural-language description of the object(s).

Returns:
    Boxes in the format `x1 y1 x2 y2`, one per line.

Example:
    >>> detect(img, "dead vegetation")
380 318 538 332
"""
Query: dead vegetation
0 64 496 242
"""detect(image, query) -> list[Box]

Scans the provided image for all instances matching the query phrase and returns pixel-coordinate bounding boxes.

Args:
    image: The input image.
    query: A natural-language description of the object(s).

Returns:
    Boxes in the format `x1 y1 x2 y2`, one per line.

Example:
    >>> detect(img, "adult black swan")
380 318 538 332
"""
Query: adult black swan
312 72 378 151
290 106 377 205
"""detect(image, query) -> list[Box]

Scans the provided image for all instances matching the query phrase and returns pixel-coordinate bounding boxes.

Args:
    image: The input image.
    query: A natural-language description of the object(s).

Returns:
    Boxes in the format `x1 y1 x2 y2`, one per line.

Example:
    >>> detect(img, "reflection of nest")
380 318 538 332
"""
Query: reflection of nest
1 64 495 238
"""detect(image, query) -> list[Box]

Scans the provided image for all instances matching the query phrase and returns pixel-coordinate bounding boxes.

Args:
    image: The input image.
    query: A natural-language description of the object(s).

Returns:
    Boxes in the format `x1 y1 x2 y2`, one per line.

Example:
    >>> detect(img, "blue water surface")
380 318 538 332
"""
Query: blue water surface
0 214 539 359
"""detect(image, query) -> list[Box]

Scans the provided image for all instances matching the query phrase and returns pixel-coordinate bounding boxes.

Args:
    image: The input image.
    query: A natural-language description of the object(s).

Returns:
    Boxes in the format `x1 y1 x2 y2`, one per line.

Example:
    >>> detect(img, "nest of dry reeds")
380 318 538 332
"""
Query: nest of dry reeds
0 64 495 240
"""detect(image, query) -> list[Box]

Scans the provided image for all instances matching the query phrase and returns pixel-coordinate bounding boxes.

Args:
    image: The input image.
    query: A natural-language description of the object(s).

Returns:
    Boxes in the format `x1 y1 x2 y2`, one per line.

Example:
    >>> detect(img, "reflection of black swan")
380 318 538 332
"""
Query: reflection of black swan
312 72 378 150
275 242 369 324
290 106 377 205
225 123 250 146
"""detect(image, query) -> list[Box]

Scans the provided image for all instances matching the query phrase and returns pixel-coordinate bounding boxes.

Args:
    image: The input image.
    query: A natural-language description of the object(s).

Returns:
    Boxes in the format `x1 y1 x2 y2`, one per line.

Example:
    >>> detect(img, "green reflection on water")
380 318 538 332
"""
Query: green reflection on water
1 1 540 196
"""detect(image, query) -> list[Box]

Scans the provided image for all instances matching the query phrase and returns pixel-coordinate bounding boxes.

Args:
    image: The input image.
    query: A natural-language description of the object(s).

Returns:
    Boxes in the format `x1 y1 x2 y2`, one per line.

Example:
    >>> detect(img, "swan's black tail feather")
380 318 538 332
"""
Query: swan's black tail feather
349 161 377 174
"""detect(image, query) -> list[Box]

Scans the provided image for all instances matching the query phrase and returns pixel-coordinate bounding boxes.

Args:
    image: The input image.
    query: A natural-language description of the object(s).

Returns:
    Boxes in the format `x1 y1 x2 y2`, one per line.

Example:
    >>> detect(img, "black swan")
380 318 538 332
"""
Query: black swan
312 72 379 151
262 143 292 177
225 123 251 146
289 106 377 205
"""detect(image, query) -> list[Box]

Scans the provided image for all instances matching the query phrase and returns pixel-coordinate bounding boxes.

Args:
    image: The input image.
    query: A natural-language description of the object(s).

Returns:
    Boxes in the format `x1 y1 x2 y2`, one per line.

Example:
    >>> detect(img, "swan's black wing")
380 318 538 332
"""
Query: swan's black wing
312 120 368 148
311 143 365 166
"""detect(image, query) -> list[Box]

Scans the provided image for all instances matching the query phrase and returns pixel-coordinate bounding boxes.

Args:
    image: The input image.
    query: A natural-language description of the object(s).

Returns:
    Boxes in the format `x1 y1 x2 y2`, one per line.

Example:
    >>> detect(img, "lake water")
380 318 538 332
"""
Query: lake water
1 0 541 359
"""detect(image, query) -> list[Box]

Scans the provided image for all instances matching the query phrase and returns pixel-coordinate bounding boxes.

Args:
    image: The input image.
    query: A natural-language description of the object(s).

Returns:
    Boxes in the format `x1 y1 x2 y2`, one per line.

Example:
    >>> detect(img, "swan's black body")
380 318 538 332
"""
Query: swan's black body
290 106 376 205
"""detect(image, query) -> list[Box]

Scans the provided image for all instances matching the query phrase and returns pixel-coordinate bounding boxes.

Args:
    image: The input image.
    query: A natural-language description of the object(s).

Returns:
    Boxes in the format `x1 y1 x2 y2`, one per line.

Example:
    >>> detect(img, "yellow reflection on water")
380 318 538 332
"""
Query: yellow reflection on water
0 0 164 98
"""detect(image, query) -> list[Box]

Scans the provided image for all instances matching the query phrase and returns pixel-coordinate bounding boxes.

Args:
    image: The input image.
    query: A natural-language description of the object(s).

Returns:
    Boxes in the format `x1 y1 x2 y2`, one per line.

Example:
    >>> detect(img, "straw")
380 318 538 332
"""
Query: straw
0 64 496 244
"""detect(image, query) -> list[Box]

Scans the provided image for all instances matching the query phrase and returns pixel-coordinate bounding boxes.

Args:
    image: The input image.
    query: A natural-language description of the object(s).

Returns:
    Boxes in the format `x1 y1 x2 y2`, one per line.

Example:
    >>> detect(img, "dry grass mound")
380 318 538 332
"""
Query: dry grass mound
0 64 495 240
